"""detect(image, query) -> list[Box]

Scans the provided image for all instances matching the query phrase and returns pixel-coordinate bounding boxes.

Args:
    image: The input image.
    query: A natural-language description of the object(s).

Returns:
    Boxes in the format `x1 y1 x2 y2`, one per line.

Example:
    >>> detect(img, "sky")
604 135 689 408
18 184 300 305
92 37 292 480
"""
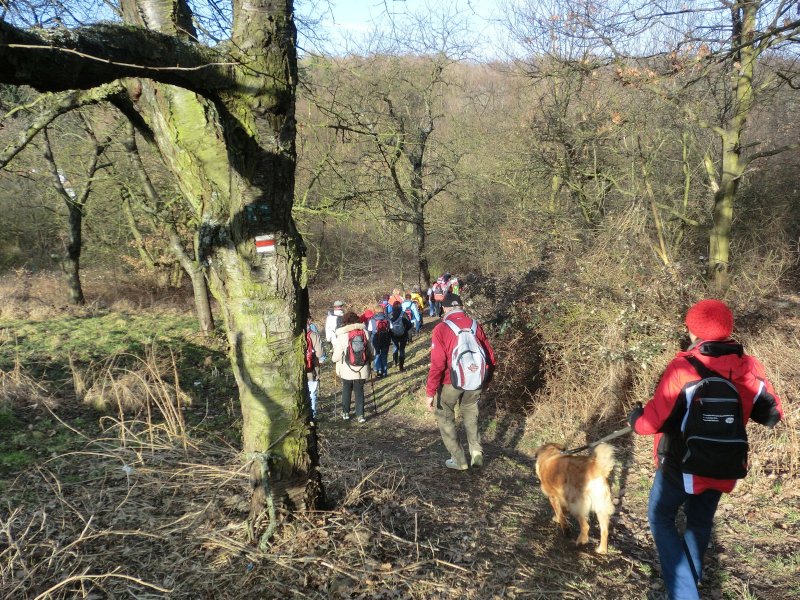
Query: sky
303 0 513 59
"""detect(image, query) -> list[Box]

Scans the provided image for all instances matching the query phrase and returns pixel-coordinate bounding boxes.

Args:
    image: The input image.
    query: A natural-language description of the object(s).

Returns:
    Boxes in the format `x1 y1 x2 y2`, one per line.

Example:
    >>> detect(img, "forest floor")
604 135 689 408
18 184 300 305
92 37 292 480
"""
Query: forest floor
1 286 798 599
309 319 799 600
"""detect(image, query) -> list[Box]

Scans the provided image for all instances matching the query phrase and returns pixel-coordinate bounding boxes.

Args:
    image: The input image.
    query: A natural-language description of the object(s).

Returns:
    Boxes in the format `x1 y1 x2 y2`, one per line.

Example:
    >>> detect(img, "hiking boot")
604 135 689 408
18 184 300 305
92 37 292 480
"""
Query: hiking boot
445 458 468 471
470 451 484 468
358 416 366 423
341 412 350 421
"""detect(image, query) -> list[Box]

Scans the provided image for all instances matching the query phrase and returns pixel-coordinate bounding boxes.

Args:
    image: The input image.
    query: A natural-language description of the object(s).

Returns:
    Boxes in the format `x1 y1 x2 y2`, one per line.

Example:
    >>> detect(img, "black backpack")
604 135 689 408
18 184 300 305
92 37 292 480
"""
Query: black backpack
389 314 405 337
681 356 748 479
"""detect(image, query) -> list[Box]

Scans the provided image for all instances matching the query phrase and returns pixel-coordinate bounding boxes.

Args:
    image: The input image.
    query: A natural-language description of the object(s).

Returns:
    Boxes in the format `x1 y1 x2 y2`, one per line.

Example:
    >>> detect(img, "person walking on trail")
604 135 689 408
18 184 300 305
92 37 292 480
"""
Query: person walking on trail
305 314 326 420
332 311 373 423
446 274 460 295
369 305 391 378
389 300 414 372
432 276 447 318
627 299 783 600
325 300 345 347
410 286 425 327
402 292 422 334
389 288 405 307
426 282 437 317
425 293 496 470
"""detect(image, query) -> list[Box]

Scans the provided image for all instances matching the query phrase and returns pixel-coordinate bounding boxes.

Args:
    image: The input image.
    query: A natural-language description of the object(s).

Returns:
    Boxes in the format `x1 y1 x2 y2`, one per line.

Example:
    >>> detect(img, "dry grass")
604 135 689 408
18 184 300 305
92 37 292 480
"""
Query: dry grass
79 348 191 446
0 358 57 410
0 268 193 322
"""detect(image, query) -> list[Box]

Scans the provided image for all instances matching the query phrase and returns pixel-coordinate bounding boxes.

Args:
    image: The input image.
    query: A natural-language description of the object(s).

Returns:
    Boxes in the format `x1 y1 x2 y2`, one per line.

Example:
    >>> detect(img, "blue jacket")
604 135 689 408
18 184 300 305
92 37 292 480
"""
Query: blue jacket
400 300 420 325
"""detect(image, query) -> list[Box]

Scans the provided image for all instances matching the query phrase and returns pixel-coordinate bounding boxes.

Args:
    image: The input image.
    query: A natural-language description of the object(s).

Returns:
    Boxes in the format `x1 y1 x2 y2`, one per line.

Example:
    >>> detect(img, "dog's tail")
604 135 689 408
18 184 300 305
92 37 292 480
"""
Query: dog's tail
591 443 616 478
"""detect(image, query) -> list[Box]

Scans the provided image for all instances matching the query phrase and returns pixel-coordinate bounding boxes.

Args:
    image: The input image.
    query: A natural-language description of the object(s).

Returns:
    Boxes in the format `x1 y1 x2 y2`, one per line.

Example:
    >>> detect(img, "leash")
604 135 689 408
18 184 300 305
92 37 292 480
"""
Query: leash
561 425 632 455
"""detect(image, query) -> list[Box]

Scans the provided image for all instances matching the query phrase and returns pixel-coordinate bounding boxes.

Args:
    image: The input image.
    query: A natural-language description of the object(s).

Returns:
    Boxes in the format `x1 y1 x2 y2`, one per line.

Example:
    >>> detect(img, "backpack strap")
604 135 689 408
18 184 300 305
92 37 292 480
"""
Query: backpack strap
685 355 724 380
443 317 476 336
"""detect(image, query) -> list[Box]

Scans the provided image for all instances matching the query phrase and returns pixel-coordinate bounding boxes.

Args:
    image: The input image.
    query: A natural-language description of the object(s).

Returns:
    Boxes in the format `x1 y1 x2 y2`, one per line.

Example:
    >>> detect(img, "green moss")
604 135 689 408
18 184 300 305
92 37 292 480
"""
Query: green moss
0 449 34 470
0 312 199 369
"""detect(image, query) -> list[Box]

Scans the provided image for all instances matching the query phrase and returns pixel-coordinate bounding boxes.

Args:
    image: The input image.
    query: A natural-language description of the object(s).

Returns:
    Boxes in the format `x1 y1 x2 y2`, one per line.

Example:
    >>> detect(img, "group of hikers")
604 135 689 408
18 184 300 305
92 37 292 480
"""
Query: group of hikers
304 273 465 423
305 285 785 600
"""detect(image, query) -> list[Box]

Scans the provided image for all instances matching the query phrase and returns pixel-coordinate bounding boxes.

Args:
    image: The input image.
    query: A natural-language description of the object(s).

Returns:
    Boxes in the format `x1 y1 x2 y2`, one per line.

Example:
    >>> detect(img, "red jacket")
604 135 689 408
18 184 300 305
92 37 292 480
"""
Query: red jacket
426 310 496 397
631 340 783 494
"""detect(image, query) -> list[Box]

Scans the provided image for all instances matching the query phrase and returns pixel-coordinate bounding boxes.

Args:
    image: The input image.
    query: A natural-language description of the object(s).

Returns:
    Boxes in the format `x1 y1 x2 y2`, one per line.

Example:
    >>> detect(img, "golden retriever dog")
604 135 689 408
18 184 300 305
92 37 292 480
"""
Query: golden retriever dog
534 443 616 554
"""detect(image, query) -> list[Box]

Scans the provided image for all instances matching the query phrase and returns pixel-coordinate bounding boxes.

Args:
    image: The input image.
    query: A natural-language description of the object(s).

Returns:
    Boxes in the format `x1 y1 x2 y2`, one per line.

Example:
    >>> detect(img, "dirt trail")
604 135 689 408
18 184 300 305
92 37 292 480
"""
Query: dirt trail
315 321 659 599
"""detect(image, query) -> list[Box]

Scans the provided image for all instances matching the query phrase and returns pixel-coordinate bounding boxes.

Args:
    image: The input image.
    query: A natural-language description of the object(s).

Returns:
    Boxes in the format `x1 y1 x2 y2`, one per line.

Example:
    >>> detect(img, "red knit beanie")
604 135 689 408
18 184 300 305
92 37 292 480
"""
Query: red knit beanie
684 299 733 340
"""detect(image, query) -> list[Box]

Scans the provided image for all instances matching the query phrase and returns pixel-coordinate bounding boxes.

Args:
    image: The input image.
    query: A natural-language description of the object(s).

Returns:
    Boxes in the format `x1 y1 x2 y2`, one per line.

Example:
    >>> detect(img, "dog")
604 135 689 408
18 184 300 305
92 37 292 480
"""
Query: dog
534 442 616 554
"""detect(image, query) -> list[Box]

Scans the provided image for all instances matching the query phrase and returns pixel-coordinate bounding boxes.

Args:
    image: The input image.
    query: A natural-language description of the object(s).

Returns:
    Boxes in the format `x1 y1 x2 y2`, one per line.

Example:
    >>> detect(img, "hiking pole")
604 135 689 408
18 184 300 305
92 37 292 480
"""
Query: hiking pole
562 425 632 455
370 376 377 415
332 374 339 418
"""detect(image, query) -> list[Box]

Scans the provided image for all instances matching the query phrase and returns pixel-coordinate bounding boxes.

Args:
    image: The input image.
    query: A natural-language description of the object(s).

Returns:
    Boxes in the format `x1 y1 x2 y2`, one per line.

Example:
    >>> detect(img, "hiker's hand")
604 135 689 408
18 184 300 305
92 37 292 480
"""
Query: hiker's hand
425 396 435 412
627 402 644 429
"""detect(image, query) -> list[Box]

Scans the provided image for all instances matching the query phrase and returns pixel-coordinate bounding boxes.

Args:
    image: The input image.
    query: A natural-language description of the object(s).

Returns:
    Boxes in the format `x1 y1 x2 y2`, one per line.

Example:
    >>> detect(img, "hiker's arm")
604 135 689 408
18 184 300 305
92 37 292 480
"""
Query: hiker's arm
631 361 685 435
747 356 783 427
426 328 447 398
477 325 497 368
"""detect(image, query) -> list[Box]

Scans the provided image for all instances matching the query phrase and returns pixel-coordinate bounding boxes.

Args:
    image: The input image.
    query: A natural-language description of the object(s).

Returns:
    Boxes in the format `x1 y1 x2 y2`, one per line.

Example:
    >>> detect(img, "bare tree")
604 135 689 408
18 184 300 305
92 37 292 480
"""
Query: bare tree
508 0 800 289
304 5 474 285
119 121 215 334
41 115 111 304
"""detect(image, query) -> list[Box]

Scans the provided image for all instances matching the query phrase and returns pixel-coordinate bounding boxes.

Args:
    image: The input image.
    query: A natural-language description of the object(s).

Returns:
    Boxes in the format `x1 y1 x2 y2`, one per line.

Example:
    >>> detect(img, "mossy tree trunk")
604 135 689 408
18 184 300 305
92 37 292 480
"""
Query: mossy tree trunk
119 0 321 523
707 1 757 291
0 0 322 529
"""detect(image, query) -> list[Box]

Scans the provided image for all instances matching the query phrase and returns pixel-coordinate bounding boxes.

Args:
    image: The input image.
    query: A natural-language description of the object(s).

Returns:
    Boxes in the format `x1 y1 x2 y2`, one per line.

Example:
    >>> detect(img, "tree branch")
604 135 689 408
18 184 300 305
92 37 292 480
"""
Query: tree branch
744 142 800 165
0 21 236 93
0 81 124 170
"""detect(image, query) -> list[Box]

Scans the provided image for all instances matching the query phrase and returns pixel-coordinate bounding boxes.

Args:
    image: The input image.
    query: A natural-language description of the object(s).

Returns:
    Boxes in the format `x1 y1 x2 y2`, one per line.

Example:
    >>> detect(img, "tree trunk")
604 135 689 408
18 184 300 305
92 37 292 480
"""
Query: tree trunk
166 228 214 334
709 135 741 291
65 201 86 305
189 267 213 334
709 2 757 291
119 0 321 530
414 216 431 286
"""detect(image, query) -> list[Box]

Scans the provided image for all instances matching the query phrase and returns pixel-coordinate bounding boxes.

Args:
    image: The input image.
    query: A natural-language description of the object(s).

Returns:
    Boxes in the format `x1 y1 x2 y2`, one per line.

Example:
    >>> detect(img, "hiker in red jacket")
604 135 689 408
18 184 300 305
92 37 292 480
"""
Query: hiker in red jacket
425 293 496 470
627 299 783 600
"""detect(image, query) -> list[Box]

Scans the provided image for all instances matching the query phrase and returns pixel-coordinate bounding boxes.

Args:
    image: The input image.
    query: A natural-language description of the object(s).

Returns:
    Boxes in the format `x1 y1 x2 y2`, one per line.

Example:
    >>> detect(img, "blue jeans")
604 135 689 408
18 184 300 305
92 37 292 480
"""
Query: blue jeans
307 380 319 417
374 347 388 375
648 470 722 600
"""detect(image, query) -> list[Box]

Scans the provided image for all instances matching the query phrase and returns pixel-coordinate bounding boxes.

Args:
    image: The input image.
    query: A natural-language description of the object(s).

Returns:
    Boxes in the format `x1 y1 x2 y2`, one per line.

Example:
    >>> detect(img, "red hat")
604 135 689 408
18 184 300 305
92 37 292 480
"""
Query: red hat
685 299 733 340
